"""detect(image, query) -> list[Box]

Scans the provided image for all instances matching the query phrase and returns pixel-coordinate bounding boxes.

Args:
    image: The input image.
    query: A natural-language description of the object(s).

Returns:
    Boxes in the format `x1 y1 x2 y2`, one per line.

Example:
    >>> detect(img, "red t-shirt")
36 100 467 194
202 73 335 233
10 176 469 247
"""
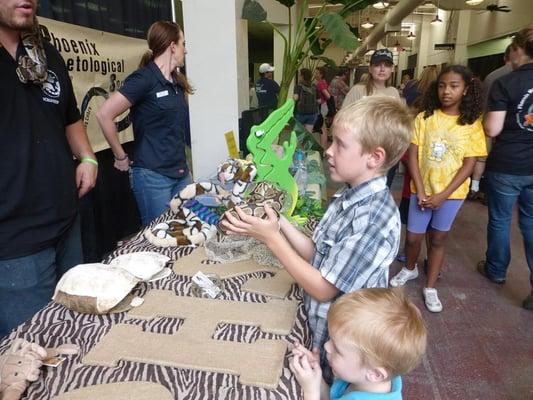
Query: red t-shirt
316 79 329 104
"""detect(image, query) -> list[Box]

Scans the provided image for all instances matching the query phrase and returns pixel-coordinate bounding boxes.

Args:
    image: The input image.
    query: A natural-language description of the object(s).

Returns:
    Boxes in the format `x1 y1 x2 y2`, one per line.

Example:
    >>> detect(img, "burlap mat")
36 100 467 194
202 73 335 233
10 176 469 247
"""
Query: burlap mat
173 247 294 298
83 290 298 388
53 381 173 399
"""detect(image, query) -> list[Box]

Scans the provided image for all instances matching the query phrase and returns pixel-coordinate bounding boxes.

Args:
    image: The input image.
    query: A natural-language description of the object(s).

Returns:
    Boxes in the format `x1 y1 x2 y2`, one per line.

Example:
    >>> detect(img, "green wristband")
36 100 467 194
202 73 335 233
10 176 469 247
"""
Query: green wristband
81 157 98 166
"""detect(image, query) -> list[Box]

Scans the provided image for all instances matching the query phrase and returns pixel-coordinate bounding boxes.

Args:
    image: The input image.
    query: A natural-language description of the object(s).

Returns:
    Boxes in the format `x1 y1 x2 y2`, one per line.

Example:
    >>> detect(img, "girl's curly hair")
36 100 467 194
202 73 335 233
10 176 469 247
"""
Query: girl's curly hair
420 65 483 125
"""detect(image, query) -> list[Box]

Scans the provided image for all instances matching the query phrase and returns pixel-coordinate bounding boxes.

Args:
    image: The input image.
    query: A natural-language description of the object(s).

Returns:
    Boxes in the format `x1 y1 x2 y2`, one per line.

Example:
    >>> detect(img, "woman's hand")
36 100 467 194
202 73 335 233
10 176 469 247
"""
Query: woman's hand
219 204 280 244
113 155 131 172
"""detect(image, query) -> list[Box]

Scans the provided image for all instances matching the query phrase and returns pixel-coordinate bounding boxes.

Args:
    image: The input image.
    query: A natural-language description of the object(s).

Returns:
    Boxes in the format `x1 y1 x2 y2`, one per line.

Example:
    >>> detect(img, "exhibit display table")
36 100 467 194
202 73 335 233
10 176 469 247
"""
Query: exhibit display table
0 211 310 399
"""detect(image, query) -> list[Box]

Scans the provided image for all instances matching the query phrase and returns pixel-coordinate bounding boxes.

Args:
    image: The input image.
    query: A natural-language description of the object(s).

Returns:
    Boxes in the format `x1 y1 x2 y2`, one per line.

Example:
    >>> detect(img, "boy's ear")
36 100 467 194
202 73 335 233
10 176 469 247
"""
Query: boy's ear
365 366 390 383
367 146 386 169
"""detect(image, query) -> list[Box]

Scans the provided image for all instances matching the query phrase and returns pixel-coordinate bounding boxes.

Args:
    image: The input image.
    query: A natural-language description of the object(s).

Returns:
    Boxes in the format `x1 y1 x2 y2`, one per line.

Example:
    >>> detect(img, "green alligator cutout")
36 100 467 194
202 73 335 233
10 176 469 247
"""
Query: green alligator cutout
247 99 298 215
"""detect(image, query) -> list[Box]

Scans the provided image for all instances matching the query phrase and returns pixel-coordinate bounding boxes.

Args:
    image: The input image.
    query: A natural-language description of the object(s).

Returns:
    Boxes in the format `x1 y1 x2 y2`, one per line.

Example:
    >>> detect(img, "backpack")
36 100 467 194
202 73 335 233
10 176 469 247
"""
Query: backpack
296 84 317 114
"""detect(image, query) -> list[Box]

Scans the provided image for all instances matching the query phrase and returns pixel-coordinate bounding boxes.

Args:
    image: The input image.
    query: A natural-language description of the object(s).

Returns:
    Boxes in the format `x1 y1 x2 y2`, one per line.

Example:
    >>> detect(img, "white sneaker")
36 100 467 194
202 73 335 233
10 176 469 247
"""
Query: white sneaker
423 288 443 313
390 266 418 287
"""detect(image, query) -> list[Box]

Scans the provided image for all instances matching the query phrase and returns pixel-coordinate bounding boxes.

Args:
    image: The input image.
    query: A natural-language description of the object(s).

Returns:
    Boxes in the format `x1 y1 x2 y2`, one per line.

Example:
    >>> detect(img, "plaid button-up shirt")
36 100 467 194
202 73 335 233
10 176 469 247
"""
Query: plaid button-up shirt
304 176 400 350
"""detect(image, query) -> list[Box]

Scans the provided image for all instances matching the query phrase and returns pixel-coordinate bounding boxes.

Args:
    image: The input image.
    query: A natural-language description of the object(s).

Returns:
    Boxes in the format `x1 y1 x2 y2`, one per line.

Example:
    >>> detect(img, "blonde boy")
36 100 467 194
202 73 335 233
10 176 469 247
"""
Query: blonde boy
290 288 427 399
221 96 412 368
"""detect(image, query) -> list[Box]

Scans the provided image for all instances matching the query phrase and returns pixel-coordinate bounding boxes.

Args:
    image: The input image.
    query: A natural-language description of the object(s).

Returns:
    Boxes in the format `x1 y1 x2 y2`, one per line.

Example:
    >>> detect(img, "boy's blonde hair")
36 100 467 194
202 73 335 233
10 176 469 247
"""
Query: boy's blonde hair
334 96 412 172
328 288 427 377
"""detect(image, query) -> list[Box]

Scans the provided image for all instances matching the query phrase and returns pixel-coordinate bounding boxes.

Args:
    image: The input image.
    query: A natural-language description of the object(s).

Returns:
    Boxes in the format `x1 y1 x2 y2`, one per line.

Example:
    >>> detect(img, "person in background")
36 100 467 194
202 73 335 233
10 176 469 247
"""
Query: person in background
477 28 533 311
390 65 486 313
0 0 97 337
399 72 411 96
329 67 350 113
314 66 332 149
255 63 280 111
342 49 399 107
293 68 318 133
343 49 400 188
403 65 438 111
97 21 193 226
468 45 513 202
289 288 427 400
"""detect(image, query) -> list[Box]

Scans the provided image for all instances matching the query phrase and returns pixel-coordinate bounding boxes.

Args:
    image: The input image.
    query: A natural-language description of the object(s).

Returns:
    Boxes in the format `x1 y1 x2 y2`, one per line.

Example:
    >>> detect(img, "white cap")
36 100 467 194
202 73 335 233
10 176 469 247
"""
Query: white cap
259 63 275 73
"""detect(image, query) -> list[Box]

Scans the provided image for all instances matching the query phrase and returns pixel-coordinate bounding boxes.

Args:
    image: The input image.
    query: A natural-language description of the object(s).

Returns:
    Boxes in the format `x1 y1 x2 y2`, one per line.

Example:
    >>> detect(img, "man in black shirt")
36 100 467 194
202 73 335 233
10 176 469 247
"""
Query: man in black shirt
478 28 533 310
0 0 97 337
255 63 280 111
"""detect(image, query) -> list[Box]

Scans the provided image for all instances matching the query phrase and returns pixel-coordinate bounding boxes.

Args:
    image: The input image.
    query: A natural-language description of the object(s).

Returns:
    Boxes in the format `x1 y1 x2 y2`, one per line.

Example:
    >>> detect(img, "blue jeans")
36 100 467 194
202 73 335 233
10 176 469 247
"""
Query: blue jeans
0 215 82 338
129 167 192 226
485 171 533 285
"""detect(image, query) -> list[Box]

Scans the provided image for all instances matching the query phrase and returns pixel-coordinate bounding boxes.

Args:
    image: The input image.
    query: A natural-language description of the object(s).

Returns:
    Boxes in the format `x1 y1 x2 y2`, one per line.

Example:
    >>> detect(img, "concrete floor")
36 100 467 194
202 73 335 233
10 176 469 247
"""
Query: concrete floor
389 179 532 399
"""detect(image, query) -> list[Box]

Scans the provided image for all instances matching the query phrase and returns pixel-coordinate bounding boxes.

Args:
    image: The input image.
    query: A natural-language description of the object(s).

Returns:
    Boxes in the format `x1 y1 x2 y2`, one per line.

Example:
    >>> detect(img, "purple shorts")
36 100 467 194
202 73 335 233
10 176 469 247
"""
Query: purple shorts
407 194 464 234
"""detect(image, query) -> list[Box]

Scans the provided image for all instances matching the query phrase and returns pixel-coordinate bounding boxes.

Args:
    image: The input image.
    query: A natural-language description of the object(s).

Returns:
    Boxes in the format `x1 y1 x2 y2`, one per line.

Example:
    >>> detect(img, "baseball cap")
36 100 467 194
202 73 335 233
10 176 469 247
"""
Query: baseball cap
259 63 275 73
370 49 394 65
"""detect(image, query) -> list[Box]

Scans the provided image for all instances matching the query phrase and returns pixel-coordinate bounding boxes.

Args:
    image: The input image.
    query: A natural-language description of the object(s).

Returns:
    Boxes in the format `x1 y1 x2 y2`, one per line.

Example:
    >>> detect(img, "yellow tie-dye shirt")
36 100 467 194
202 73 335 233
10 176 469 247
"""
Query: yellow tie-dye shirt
410 110 487 199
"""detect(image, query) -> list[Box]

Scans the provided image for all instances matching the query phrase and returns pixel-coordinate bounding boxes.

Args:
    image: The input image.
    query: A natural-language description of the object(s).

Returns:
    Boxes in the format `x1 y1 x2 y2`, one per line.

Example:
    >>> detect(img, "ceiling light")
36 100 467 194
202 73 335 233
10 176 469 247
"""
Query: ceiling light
373 2 389 9
406 31 416 40
465 0 484 5
431 14 443 24
361 18 374 29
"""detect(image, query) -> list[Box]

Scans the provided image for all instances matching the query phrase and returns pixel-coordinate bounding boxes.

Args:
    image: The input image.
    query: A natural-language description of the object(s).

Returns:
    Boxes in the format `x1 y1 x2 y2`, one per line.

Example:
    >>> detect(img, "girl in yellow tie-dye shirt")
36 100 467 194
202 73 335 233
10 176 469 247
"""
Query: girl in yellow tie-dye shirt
390 65 487 313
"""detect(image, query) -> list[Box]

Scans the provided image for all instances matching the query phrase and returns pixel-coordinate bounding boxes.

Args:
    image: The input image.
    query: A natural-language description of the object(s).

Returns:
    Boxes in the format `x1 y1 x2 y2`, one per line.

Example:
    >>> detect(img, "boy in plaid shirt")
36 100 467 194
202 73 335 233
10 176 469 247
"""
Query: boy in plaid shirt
221 96 412 373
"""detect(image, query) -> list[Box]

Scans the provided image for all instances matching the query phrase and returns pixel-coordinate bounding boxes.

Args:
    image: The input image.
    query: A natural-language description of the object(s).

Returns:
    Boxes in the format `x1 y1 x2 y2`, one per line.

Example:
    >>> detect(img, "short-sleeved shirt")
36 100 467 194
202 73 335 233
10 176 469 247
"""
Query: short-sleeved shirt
316 79 329 104
305 177 400 349
342 85 399 108
0 41 80 259
410 110 487 199
329 77 349 110
255 76 280 109
119 62 189 179
486 63 533 175
330 376 403 399
402 80 422 107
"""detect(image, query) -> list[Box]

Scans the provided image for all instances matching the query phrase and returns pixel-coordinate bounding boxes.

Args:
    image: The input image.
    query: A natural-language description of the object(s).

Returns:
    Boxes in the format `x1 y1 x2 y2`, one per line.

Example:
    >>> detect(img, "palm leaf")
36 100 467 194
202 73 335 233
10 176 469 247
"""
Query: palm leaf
318 12 358 51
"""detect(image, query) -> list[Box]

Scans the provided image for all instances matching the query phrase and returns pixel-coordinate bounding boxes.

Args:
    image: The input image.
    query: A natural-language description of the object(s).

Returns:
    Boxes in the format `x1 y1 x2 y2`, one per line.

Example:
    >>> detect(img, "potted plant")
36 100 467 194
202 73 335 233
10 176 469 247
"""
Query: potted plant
243 0 373 106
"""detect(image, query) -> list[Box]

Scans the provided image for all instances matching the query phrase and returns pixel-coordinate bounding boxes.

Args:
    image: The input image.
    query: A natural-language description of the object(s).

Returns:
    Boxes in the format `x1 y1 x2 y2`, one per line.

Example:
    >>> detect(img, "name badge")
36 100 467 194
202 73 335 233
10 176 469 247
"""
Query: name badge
156 90 169 98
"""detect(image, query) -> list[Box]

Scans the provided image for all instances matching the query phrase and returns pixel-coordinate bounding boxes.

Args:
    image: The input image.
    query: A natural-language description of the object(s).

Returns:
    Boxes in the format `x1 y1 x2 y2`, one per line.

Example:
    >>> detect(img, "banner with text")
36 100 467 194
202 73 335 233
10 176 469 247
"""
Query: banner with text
38 17 147 152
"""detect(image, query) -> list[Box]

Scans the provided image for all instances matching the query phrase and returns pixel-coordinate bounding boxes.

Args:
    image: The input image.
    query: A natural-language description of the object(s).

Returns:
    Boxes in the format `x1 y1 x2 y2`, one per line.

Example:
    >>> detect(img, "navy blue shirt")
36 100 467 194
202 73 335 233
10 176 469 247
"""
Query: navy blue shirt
0 41 80 259
119 62 189 178
486 63 533 175
255 76 280 109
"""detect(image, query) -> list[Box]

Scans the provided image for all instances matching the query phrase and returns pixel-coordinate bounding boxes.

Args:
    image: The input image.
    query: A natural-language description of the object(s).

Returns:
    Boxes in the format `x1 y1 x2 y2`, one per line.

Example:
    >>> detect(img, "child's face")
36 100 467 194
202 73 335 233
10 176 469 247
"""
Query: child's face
325 124 372 187
437 71 466 111
324 330 369 386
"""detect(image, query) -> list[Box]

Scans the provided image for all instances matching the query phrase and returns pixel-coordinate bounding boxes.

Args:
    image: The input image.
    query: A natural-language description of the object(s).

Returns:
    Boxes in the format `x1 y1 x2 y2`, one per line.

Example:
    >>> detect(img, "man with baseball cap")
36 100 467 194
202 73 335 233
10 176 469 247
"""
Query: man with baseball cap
255 63 280 111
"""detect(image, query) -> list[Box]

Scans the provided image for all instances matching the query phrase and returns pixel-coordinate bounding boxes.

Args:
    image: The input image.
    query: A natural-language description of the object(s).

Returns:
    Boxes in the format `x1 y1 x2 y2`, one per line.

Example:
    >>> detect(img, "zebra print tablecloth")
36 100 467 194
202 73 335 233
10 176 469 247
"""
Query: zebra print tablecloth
0 213 311 399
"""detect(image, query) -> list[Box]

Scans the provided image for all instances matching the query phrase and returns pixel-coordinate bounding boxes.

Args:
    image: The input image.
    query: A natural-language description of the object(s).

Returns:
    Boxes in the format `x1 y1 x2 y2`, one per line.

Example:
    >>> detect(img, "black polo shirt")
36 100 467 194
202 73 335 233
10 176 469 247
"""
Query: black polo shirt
486 63 533 175
119 62 189 178
255 76 280 109
0 41 80 260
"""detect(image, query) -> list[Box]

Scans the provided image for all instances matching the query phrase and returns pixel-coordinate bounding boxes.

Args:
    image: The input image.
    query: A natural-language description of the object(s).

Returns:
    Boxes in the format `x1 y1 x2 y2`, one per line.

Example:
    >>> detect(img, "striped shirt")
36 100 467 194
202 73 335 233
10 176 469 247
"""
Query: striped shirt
304 176 401 350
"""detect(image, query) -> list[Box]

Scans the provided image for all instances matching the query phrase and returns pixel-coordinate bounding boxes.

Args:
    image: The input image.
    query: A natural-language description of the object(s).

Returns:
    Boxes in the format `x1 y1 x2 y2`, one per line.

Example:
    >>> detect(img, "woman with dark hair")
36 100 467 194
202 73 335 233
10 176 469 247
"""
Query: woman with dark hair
477 27 533 310
97 21 193 226
293 68 318 133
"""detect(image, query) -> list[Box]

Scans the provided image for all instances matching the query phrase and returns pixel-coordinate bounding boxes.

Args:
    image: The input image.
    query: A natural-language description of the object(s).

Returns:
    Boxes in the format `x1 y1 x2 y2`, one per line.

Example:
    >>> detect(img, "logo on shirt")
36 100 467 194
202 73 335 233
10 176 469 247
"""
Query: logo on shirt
429 140 449 162
41 70 61 103
516 88 533 132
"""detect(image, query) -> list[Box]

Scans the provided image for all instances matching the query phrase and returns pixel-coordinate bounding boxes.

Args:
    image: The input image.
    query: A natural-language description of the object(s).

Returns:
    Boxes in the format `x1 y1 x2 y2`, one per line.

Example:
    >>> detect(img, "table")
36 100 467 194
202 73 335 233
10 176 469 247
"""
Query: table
0 211 311 399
